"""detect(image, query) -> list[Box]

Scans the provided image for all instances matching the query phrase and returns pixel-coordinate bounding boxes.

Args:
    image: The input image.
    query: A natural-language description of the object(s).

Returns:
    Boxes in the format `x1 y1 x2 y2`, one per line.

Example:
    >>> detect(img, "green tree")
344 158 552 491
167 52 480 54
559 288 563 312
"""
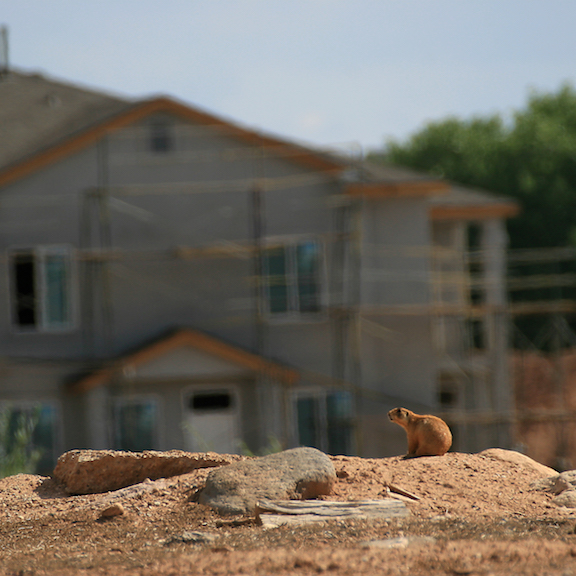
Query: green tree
369 83 576 250
0 405 42 478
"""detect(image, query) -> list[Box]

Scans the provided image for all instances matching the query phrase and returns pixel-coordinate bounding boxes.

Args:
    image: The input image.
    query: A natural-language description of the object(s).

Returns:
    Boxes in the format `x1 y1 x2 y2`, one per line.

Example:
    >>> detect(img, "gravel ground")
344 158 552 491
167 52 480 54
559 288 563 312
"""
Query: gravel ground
1 450 576 575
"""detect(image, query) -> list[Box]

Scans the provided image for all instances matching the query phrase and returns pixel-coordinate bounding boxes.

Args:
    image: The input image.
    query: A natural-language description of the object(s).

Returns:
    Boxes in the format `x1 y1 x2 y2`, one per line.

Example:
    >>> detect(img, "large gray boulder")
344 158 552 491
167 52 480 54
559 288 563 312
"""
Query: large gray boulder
198 447 336 516
53 449 242 495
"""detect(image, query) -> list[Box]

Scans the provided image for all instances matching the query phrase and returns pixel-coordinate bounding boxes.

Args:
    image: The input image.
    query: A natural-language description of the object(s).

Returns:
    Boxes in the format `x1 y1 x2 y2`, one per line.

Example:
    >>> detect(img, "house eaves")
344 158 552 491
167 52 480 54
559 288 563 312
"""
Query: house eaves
346 180 451 198
345 162 519 217
69 328 300 395
344 161 450 198
429 184 520 220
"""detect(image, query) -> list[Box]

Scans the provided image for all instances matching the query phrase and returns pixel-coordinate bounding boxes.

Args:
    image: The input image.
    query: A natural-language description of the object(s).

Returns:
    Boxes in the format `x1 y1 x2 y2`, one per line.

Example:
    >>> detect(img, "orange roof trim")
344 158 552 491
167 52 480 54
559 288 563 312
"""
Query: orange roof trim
430 203 520 221
69 328 300 395
346 180 450 198
0 97 341 189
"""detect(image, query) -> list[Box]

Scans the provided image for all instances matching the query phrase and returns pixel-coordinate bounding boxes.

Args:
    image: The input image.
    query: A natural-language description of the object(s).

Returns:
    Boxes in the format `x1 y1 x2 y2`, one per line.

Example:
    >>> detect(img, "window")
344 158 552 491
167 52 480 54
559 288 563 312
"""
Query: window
295 390 353 455
467 318 486 350
467 223 484 307
0 402 60 476
149 120 173 153
113 397 159 452
10 246 74 332
466 223 486 350
437 374 460 409
263 240 322 315
190 391 233 411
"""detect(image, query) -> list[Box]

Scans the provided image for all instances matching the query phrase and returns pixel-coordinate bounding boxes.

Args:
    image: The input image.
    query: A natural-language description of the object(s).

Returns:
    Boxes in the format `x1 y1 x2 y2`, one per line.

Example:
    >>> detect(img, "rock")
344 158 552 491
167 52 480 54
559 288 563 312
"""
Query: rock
53 449 242 495
554 470 576 495
164 531 219 545
478 448 557 477
530 476 558 492
99 503 124 518
199 447 336 515
552 489 576 508
361 536 436 550
256 498 409 528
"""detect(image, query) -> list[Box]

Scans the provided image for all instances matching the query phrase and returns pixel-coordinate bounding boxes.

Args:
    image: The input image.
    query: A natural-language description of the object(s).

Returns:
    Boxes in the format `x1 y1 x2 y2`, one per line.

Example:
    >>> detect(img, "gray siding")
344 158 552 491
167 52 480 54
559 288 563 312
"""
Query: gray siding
0 110 512 458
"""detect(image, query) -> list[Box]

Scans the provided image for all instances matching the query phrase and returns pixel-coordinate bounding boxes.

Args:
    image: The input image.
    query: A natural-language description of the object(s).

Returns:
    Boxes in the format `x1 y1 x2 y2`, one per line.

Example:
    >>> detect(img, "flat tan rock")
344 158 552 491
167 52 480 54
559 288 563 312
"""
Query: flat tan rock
53 449 242 495
256 498 409 527
478 448 557 477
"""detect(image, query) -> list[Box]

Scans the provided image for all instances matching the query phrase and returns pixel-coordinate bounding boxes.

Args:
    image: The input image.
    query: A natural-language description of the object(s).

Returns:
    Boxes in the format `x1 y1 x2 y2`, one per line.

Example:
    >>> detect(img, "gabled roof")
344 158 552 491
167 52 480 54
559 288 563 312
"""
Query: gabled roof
0 69 519 215
69 328 299 394
0 69 342 189
0 70 131 174
0 69 448 198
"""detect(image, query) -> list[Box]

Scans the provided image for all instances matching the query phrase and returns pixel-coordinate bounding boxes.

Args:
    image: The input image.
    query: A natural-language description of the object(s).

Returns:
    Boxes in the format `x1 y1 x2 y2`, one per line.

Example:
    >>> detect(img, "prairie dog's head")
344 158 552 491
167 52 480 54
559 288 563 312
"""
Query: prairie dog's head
388 407 412 425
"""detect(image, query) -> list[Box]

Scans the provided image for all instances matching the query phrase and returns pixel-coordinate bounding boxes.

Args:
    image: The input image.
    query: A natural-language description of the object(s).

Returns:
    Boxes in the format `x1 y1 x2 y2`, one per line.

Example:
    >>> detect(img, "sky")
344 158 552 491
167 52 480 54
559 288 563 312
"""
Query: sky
2 1 576 153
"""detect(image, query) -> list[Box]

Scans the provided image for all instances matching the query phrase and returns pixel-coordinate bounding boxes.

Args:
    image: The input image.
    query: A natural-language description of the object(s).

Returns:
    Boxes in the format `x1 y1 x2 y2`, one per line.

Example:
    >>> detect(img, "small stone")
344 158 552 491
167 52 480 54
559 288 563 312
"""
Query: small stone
165 531 219 545
361 536 435 549
555 471 576 495
430 514 454 522
99 503 124 518
211 545 233 553
362 537 410 549
553 490 576 508
530 476 558 493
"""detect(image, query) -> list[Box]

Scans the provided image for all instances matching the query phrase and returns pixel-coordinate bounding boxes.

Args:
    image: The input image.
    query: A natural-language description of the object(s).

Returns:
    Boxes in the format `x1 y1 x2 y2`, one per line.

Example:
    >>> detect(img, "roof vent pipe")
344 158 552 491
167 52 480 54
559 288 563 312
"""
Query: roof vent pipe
0 25 8 79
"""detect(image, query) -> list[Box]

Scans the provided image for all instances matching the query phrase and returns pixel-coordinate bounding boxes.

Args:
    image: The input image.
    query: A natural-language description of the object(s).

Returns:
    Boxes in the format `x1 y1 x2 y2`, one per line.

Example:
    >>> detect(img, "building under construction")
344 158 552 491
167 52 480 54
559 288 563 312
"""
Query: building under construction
0 69 523 472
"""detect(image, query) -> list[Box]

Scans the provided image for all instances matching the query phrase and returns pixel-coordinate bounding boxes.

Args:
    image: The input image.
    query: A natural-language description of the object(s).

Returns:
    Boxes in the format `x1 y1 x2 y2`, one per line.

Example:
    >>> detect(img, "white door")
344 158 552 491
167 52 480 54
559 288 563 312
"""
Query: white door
183 387 239 454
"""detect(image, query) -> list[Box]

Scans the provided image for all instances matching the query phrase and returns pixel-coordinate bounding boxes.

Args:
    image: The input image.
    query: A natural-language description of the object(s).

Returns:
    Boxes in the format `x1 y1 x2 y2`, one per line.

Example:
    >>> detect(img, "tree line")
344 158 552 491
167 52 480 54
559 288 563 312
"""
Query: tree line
368 84 576 346
369 83 576 251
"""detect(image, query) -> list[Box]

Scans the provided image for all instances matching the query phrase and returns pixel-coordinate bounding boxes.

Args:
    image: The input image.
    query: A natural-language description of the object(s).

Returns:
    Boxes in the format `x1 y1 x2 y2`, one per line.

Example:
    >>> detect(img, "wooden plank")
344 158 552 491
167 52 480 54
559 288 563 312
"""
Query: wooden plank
256 499 409 528
388 484 420 501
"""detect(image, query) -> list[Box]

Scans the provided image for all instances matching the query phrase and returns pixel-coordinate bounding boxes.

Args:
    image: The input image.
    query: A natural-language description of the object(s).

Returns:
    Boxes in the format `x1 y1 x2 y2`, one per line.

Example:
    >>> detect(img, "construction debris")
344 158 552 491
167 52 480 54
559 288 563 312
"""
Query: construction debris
255 498 409 528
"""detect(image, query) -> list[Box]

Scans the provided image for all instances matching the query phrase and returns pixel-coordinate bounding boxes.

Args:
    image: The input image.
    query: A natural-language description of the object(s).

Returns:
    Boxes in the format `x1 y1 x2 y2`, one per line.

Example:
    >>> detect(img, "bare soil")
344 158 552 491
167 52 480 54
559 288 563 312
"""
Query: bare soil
2 451 576 575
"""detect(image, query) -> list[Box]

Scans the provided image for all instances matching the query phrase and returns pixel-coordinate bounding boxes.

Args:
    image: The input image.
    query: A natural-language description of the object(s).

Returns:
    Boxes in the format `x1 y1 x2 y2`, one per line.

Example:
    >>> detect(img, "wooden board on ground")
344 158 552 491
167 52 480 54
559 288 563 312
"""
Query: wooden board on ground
256 498 409 528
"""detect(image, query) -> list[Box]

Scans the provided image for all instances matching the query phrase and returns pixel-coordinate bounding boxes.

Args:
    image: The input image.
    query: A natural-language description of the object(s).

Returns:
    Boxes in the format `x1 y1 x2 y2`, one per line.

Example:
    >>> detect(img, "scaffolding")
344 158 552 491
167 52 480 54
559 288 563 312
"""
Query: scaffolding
5 122 576 463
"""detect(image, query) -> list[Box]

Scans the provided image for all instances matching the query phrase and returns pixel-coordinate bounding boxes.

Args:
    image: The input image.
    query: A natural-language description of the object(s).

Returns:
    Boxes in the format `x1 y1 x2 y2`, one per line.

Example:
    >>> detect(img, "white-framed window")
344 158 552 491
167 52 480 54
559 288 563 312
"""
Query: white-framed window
0 401 61 476
293 389 354 455
112 396 160 452
9 245 75 332
262 239 323 316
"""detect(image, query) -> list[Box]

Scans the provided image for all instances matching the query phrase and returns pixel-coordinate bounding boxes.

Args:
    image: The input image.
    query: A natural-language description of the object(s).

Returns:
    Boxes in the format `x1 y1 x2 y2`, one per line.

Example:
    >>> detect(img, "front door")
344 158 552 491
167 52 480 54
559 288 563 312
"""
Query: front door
182 386 239 454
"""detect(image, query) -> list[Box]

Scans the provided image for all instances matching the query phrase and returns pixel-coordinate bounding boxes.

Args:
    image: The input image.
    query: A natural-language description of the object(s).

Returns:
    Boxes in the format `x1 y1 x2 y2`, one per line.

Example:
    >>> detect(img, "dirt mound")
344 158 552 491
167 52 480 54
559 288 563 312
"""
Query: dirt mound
1 451 576 575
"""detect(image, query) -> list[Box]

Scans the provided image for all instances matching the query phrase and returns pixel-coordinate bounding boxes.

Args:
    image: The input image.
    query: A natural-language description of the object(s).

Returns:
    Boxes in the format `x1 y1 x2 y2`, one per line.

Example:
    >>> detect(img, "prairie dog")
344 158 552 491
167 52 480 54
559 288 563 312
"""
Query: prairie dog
388 407 452 457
